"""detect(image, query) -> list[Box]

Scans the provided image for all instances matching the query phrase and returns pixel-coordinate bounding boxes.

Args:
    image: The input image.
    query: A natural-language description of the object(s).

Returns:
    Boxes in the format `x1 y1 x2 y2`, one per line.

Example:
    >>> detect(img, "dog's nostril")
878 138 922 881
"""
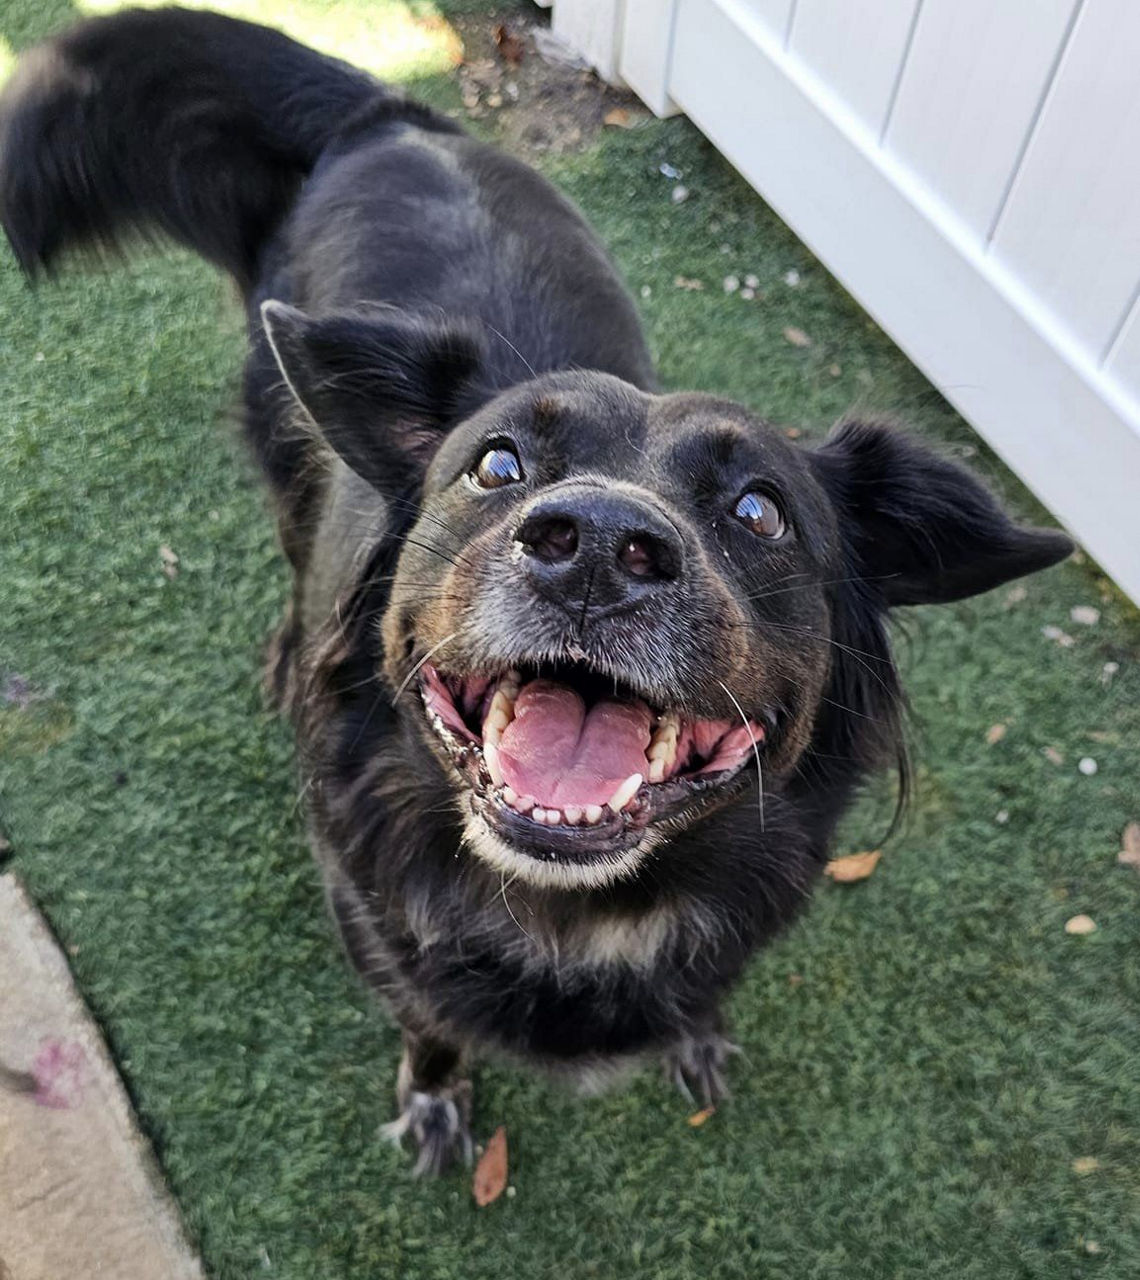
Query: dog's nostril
618 535 656 577
524 516 578 563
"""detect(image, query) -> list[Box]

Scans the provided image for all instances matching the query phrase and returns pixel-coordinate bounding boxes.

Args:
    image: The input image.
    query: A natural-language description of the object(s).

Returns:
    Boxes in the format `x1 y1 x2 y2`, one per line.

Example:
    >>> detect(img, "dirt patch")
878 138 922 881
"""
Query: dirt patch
449 11 648 156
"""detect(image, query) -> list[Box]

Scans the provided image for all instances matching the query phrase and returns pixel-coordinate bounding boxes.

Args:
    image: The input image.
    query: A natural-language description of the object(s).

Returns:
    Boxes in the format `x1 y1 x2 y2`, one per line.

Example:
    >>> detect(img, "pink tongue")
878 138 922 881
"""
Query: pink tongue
497 680 652 809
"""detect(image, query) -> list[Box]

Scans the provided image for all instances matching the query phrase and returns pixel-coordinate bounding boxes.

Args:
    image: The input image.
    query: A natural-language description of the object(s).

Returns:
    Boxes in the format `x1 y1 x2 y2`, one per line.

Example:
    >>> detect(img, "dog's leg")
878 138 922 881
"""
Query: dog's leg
663 1020 739 1109
381 1028 473 1176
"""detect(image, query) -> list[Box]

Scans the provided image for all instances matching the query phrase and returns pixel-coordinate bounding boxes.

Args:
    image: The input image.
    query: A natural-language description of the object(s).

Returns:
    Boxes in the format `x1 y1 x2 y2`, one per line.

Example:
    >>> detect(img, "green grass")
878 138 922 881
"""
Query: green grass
2 2 1139 1277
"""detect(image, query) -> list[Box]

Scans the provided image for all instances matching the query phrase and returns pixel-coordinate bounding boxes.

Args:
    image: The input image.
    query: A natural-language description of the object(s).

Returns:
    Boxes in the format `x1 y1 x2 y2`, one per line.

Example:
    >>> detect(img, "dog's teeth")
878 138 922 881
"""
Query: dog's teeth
563 805 582 825
483 740 504 787
503 786 518 806
514 793 536 813
500 670 522 699
606 773 643 813
487 689 516 732
646 711 680 779
583 804 604 825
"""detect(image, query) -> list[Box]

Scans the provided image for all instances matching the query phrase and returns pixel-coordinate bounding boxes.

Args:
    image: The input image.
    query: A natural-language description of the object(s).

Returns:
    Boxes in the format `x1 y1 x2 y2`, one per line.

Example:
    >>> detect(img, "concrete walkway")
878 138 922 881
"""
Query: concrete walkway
0 873 204 1280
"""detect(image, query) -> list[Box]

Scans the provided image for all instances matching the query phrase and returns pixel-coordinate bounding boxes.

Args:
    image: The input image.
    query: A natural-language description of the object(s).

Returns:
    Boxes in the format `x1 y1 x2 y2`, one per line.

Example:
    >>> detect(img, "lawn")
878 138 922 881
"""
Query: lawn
1 1 1138 1277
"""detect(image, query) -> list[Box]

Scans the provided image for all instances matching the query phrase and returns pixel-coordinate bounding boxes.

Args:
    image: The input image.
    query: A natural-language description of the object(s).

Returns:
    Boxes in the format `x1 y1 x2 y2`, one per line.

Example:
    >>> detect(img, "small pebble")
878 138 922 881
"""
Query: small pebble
783 269 801 286
995 810 1009 825
1070 605 1100 626
744 273 759 289
659 162 682 179
34 351 45 363
1065 915 1097 936
740 287 755 300
723 275 740 293
1078 756 1098 776
671 185 689 204
1101 661 1119 685
639 285 652 299
506 1185 517 1199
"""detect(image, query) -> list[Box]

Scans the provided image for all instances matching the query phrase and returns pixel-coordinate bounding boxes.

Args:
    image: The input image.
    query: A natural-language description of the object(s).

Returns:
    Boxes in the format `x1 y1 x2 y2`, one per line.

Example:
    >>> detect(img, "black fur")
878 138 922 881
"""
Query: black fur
0 8 1074 1175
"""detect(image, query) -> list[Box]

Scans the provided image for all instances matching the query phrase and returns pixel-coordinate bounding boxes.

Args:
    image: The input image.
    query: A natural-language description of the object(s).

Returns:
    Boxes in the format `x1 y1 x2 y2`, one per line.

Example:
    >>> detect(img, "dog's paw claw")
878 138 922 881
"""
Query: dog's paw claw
664 1034 736 1109
382 1082 473 1176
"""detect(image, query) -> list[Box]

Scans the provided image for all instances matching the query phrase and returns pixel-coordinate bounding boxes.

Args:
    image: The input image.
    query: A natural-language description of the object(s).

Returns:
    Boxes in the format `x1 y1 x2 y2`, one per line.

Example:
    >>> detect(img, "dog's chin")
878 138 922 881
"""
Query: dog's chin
459 807 658 891
412 658 766 891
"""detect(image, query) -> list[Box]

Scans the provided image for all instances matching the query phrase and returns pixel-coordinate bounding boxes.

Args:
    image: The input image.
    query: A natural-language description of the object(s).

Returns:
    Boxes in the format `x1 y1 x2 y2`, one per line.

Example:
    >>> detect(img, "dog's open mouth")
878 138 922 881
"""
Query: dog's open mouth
419 661 764 867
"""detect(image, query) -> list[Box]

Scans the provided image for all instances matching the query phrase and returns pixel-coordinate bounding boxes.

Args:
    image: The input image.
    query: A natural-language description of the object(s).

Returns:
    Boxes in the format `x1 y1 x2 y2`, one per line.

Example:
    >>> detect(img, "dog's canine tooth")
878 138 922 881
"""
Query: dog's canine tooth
646 711 680 778
607 773 643 813
502 785 518 806
483 740 504 787
499 670 521 700
486 688 516 733
584 804 604 825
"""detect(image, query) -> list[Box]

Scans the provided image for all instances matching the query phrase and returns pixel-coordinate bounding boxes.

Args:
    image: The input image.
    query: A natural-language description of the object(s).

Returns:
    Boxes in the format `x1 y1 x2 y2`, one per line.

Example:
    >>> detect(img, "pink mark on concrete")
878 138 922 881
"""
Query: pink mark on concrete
31 1038 87 1109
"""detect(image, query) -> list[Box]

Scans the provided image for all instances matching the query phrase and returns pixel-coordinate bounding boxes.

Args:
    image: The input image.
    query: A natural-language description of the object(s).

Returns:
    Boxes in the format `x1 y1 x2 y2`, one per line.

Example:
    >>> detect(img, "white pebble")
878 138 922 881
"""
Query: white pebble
1078 757 1098 776
723 275 740 293
671 184 689 204
639 285 652 299
744 273 759 289
783 269 801 286
659 162 682 179
1070 606 1100 626
995 810 1009 825
740 287 755 300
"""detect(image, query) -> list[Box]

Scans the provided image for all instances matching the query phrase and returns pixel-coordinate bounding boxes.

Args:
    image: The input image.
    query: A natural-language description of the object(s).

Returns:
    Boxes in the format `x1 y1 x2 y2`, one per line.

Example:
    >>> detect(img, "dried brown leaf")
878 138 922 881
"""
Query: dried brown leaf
492 23 525 66
783 326 812 348
604 107 633 129
1118 821 1140 870
673 276 704 291
688 1107 716 1127
473 1125 508 1206
986 723 1007 745
825 849 882 883
1072 1156 1099 1175
1043 746 1064 766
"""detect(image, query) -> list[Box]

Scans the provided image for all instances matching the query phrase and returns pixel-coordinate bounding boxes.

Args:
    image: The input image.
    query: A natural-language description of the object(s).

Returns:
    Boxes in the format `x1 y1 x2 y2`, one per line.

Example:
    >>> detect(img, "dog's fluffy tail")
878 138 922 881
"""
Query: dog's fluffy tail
0 7 428 289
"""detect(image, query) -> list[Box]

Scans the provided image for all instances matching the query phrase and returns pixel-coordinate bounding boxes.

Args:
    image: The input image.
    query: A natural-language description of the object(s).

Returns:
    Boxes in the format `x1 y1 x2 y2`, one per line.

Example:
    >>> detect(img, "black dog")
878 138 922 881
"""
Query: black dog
0 8 1073 1173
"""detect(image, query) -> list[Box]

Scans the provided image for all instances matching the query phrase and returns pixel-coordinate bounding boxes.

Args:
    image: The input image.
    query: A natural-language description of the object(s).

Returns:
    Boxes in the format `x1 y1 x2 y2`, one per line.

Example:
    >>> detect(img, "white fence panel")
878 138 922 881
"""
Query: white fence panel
787 0 919 134
884 0 1080 240
990 0 1140 358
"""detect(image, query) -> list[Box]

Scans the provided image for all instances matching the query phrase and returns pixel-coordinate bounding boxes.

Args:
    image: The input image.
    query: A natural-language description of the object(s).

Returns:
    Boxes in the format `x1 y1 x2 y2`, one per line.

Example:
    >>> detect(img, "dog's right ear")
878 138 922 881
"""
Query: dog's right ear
260 300 487 497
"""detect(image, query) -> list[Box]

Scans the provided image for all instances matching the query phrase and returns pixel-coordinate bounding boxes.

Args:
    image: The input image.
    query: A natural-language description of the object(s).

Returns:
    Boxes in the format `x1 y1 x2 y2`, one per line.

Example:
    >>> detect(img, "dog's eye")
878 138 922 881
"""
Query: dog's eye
733 490 786 539
471 445 523 489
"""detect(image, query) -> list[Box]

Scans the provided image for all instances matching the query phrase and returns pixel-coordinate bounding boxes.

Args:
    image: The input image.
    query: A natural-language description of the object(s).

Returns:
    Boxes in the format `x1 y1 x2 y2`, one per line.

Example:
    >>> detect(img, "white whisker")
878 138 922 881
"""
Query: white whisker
717 679 764 833
391 632 459 706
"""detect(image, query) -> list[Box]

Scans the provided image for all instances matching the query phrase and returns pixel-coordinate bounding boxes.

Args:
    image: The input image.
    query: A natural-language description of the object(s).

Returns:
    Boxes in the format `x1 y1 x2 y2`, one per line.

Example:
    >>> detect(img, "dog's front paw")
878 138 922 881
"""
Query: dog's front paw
664 1033 739 1109
381 1080 474 1176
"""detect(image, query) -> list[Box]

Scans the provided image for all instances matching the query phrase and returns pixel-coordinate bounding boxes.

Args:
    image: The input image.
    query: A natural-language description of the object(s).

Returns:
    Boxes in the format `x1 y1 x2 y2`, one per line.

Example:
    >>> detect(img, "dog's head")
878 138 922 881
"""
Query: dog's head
264 302 1073 890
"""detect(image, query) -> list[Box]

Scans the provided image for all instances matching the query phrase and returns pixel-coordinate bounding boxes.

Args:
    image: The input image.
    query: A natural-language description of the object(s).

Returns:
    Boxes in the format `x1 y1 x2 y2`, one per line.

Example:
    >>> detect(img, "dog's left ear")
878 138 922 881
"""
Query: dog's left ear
260 299 487 496
811 421 1073 606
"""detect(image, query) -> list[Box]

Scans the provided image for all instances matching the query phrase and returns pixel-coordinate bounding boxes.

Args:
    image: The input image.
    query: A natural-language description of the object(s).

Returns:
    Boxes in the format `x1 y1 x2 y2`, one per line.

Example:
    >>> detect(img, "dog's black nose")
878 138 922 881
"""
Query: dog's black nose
515 487 682 610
